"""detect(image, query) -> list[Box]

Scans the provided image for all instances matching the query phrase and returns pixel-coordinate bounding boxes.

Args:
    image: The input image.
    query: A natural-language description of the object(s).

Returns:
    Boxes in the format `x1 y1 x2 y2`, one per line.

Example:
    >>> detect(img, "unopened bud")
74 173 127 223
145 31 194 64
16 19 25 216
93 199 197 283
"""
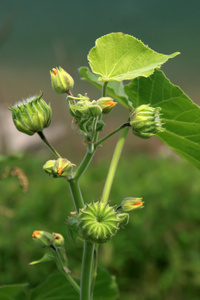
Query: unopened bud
121 197 144 212
53 158 75 178
10 94 52 136
50 67 74 94
130 104 163 139
43 160 56 175
69 99 102 119
97 97 117 114
32 230 54 248
53 233 65 247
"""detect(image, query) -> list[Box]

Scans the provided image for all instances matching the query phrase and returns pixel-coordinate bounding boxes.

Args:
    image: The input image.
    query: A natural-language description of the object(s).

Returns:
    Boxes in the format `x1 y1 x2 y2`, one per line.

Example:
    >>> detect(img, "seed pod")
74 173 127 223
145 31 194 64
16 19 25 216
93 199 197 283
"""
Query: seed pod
78 202 120 244
10 94 52 135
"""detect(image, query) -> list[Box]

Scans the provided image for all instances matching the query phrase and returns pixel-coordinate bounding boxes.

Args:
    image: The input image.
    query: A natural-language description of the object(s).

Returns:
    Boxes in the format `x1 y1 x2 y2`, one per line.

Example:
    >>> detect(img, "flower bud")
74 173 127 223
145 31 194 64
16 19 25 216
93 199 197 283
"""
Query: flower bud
43 160 56 175
53 233 65 247
121 197 144 212
32 230 54 248
10 95 52 136
97 97 117 114
69 100 102 119
50 67 74 94
52 158 75 179
130 104 163 139
87 101 102 117
78 202 119 244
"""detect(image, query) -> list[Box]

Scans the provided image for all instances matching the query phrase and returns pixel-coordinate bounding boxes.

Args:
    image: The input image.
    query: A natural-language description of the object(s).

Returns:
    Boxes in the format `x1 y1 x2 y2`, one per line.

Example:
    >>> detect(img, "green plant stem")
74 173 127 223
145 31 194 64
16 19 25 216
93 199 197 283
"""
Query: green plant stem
74 150 95 180
68 179 84 213
80 241 95 300
94 123 130 148
90 244 98 299
61 268 81 295
102 81 108 97
101 126 130 204
37 131 61 158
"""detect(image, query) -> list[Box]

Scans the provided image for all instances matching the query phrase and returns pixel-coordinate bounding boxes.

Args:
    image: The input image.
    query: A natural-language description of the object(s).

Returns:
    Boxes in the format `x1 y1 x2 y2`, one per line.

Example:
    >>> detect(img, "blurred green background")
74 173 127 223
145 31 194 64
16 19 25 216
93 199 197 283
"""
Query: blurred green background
1 1 200 299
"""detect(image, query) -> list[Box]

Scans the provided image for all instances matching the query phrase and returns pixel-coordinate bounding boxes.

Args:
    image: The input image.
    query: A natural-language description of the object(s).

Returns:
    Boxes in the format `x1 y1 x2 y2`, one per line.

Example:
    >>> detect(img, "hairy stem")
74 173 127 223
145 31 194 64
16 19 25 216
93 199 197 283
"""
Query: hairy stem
37 131 61 158
101 126 130 204
80 241 95 300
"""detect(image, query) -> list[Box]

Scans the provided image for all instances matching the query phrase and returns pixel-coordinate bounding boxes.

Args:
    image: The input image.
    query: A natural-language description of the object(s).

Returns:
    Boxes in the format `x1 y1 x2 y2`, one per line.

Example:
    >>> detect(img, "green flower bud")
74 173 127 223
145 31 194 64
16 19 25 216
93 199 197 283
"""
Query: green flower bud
69 100 102 119
87 101 102 117
32 230 54 248
50 67 74 94
97 97 117 114
10 94 52 136
52 158 75 179
43 160 56 175
78 202 120 244
130 104 163 139
117 213 129 228
66 214 84 247
53 233 65 247
121 197 144 212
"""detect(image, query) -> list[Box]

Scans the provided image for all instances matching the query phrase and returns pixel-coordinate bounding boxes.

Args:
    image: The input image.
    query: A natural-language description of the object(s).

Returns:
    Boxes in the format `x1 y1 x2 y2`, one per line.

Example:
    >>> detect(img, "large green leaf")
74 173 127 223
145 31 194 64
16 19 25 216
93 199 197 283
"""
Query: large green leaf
31 273 79 300
124 69 200 169
88 32 179 82
31 268 118 300
0 284 28 300
93 268 119 300
79 66 132 109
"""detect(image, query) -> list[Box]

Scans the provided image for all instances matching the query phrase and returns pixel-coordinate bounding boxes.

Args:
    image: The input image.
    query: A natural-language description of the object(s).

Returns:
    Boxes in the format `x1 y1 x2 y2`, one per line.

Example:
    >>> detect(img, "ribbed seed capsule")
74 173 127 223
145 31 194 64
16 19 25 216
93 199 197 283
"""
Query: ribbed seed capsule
78 202 119 244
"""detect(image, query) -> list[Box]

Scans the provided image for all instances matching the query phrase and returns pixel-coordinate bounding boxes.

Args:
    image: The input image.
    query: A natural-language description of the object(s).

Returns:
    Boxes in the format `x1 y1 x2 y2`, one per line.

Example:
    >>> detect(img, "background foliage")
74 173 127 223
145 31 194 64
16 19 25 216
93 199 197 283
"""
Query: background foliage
1 153 200 300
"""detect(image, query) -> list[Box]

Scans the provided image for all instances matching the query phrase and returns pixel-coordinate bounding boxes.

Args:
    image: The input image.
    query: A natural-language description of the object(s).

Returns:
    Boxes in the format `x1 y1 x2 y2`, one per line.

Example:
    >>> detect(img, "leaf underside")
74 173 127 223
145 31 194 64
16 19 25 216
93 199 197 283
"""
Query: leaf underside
79 66 132 109
88 32 179 82
124 69 200 169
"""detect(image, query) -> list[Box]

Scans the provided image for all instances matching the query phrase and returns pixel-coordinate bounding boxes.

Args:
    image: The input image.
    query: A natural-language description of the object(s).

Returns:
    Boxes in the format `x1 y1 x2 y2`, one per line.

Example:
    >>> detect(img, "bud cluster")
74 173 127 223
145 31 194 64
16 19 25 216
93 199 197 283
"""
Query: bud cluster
68 94 116 142
43 158 75 179
31 230 69 272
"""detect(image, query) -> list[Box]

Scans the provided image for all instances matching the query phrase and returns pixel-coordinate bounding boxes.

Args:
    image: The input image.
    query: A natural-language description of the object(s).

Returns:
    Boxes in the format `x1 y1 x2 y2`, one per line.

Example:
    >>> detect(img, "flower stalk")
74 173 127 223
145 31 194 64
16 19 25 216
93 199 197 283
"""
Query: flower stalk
101 126 130 204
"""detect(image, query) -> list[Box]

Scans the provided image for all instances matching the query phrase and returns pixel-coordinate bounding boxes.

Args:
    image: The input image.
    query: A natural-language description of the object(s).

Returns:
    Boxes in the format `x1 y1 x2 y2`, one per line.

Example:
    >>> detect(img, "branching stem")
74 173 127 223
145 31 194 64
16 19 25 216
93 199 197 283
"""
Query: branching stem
94 123 130 148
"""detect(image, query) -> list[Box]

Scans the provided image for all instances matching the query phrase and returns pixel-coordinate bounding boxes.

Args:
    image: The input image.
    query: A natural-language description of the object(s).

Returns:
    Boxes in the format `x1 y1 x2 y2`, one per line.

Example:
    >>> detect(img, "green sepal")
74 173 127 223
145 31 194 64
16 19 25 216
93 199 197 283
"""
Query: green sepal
29 249 55 265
